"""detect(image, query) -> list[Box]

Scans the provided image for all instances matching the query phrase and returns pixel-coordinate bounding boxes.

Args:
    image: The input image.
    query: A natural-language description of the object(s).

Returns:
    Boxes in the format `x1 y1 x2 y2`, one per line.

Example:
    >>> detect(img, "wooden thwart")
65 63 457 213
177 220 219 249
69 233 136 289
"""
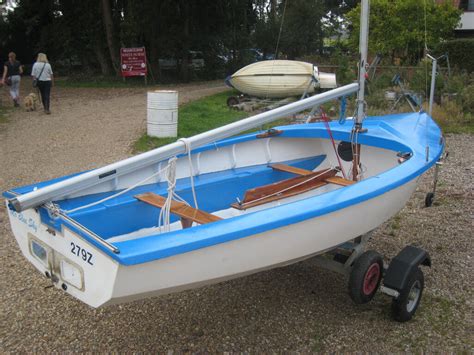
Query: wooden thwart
231 169 337 210
135 192 221 229
270 163 355 187
270 163 314 176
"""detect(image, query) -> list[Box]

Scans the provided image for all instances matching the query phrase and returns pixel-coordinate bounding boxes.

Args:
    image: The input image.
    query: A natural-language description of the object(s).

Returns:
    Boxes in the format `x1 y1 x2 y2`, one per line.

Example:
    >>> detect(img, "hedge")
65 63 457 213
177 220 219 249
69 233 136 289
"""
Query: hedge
436 39 474 73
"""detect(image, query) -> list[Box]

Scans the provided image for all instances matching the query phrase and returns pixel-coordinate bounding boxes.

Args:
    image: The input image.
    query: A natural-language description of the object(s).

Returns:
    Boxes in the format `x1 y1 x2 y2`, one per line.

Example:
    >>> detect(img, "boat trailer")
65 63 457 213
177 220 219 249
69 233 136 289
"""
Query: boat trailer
312 233 431 322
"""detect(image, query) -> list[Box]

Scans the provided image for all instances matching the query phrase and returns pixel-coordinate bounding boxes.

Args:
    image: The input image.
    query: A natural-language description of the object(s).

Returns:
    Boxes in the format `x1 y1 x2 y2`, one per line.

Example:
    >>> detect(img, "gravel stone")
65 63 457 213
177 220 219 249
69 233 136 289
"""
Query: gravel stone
0 83 472 352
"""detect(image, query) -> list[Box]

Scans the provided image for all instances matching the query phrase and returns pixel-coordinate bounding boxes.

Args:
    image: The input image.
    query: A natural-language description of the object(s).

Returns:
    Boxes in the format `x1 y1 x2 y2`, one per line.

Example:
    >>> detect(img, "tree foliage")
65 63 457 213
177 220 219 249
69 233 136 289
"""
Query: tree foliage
346 0 461 64
3 0 460 80
437 38 474 73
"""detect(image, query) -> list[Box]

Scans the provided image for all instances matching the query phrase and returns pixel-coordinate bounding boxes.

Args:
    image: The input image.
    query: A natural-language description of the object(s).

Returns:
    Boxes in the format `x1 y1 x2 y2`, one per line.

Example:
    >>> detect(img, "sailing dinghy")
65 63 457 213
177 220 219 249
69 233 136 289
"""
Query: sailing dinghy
4 0 441 321
225 60 337 98
3 91 443 309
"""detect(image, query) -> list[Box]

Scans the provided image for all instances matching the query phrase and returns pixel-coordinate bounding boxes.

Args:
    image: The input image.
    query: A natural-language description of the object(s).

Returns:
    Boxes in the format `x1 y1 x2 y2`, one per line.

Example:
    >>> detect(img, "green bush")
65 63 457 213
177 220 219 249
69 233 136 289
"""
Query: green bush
437 39 474 73
460 84 474 113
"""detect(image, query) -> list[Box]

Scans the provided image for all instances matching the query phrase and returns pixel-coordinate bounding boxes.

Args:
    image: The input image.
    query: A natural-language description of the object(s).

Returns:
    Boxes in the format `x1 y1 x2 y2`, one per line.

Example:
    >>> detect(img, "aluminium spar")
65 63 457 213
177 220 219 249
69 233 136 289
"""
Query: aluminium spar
10 83 359 212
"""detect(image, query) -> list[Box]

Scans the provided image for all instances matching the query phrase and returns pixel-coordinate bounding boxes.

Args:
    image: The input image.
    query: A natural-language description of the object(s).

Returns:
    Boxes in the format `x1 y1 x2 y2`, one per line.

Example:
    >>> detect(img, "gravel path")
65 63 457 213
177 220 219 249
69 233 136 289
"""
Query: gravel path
0 82 472 352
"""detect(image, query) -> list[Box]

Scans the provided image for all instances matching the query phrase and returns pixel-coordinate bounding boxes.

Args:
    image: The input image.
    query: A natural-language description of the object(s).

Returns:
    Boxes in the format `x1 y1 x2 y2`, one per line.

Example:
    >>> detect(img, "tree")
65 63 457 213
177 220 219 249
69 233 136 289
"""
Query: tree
101 0 120 74
346 0 461 64
0 0 357 79
279 0 326 59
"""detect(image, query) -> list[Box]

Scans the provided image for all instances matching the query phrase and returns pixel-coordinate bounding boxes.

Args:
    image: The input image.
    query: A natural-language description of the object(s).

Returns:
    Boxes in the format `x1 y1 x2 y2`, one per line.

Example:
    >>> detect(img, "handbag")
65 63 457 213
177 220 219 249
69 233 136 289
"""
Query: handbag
32 63 46 88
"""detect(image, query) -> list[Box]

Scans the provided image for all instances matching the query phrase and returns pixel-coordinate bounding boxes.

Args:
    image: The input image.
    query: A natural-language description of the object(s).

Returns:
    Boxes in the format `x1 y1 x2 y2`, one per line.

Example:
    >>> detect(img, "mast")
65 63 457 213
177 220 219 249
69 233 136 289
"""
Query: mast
356 0 369 127
352 0 370 181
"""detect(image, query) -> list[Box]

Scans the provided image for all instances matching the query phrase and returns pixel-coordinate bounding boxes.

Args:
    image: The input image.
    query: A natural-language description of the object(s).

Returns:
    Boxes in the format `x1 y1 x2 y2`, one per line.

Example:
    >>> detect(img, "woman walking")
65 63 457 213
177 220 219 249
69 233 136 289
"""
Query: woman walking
32 53 54 114
2 52 23 107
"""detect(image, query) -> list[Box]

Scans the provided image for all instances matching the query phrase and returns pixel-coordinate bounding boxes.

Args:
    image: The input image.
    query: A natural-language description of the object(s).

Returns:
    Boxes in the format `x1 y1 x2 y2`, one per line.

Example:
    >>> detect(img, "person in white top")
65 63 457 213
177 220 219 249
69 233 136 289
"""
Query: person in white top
31 53 54 114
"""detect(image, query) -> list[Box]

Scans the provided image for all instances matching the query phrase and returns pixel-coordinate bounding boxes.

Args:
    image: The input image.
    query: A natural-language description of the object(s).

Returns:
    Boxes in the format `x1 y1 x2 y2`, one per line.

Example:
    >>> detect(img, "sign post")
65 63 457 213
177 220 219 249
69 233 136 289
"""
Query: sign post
120 47 147 84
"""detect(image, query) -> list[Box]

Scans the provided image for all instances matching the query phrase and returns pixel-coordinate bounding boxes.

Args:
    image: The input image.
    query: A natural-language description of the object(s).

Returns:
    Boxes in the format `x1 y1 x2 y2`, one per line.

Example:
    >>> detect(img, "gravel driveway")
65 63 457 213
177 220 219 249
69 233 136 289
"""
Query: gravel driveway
0 82 472 352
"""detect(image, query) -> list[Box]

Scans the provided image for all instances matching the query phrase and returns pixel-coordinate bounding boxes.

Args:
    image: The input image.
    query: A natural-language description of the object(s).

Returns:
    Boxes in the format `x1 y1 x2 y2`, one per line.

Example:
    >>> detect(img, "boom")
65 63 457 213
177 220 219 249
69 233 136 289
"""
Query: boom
9 83 358 212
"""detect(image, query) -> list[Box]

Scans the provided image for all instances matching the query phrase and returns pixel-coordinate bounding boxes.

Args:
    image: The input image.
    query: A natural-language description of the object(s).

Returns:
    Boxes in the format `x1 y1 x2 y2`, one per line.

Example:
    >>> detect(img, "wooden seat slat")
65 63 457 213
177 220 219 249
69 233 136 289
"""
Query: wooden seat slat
135 193 221 227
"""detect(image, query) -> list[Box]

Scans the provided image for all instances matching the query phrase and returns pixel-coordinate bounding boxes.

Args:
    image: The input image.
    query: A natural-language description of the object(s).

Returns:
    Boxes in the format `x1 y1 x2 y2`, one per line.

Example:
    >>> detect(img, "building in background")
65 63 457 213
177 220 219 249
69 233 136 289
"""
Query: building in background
458 0 474 36
439 0 474 37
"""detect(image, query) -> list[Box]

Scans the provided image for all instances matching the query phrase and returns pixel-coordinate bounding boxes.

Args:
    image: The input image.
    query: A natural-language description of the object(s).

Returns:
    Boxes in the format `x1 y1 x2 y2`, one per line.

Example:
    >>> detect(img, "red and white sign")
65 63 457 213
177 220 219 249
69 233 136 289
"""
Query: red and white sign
120 47 147 77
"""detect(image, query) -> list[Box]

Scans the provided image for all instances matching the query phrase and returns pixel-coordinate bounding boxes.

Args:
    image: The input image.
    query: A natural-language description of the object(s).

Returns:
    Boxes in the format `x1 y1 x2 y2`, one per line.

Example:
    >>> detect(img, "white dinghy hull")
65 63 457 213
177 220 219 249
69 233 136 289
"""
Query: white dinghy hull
6 176 417 307
226 60 336 98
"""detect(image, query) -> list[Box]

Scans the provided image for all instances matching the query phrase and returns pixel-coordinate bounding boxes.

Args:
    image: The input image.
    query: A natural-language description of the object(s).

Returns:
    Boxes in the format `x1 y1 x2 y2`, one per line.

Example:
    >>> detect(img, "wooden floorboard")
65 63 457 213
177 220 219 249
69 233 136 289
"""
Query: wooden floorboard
232 169 337 210
271 163 355 186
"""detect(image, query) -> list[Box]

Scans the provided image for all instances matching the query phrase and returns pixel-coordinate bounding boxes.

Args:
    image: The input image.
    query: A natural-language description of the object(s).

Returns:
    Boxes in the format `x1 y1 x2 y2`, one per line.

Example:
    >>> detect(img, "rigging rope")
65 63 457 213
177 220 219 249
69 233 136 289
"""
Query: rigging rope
423 0 430 163
263 0 288 99
178 137 199 209
320 108 347 179
64 164 170 214
66 138 200 229
424 0 429 99
273 0 287 61
157 157 192 232
349 128 360 181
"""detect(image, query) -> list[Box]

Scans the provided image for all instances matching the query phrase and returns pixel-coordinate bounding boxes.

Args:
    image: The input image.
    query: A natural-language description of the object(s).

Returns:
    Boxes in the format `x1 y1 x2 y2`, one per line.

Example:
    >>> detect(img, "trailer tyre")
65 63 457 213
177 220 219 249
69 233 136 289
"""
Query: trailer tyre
391 267 424 322
349 250 383 304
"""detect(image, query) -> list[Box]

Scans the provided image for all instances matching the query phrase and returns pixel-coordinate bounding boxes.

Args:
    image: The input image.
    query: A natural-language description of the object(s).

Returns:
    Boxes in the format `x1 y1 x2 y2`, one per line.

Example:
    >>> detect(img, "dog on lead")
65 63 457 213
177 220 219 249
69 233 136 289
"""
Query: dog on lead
24 93 39 112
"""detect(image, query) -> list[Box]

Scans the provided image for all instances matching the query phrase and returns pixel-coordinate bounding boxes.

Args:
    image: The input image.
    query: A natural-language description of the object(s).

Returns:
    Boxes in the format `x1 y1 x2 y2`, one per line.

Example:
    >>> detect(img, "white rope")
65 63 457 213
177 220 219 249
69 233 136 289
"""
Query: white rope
157 157 191 232
238 167 335 208
66 138 200 233
65 164 169 214
178 138 199 209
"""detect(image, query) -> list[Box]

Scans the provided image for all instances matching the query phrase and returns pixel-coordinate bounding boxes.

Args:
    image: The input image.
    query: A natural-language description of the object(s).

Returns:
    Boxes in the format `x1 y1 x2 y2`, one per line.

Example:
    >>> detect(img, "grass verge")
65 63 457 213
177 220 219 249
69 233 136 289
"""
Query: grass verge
430 102 474 134
134 91 249 152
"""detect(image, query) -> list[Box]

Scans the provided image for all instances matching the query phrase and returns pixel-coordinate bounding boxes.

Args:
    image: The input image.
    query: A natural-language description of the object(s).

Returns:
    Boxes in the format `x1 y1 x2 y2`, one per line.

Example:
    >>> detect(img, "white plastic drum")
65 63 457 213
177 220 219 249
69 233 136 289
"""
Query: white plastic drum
147 90 178 137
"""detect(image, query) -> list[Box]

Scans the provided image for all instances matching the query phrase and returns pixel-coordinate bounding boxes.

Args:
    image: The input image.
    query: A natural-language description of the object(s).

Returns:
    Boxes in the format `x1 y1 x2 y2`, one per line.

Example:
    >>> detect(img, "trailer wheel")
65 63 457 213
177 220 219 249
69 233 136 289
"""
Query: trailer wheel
391 267 424 322
425 192 434 207
348 250 383 304
227 96 239 107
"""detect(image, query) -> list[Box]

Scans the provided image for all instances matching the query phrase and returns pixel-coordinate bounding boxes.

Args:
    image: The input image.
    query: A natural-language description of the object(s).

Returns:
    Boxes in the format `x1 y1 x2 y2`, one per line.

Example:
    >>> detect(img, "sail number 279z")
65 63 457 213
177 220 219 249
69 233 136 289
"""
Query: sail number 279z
70 242 94 265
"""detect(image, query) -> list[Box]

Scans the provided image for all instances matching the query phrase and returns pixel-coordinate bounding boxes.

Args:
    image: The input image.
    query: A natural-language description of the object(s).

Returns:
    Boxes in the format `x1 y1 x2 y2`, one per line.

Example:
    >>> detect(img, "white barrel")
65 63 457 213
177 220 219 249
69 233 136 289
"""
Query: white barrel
147 90 178 138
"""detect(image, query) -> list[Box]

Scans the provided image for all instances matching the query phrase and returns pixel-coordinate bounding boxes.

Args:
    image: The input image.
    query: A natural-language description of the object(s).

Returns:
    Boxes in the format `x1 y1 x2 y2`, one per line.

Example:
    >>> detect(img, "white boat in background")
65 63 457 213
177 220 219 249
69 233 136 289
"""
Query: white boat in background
226 60 337 98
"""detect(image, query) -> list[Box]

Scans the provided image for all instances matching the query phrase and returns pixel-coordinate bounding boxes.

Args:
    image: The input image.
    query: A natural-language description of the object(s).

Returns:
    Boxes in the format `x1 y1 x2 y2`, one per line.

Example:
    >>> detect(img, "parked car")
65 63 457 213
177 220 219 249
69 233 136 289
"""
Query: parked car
188 51 205 70
158 56 177 70
158 51 205 71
